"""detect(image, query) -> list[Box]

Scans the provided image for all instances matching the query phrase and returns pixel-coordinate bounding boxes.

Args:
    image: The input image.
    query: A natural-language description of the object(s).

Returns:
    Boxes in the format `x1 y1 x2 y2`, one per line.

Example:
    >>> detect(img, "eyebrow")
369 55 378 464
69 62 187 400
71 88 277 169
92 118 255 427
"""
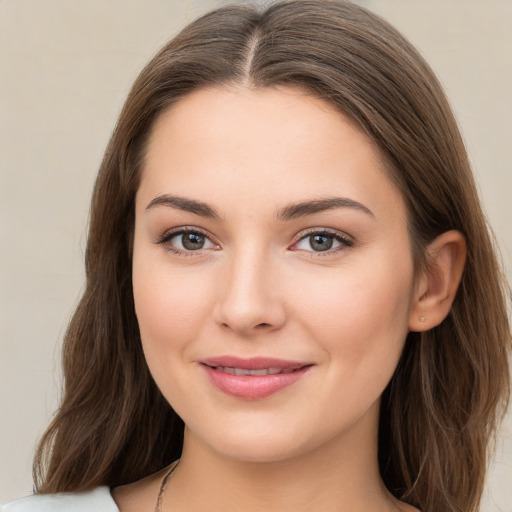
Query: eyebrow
145 194 374 220
276 197 374 221
146 194 221 219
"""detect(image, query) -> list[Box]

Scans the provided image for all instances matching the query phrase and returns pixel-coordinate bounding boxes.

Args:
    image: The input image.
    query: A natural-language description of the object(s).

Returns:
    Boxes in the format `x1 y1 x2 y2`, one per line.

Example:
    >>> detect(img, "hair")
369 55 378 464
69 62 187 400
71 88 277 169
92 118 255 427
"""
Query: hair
33 1 510 511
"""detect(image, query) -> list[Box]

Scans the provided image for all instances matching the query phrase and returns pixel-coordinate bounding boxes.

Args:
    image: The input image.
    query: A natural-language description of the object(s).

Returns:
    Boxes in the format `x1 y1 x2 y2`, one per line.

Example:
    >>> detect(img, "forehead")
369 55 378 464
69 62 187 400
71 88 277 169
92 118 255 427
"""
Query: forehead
138 85 405 221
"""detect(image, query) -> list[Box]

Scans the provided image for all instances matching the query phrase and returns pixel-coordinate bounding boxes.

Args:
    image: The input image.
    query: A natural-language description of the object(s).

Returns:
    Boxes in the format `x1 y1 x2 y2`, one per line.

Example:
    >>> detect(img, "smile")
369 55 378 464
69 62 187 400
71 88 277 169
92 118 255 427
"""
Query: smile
209 366 298 376
199 357 313 400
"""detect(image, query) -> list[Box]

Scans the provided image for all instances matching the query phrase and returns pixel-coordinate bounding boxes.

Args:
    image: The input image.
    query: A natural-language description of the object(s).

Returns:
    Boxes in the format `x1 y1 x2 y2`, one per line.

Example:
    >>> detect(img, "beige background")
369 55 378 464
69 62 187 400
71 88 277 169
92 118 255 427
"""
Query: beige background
1 0 511 508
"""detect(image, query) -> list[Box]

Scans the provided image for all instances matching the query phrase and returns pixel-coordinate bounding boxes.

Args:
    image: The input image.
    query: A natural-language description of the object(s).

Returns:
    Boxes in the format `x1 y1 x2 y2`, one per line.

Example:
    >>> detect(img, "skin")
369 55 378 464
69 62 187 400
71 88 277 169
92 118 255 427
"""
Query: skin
114 85 466 511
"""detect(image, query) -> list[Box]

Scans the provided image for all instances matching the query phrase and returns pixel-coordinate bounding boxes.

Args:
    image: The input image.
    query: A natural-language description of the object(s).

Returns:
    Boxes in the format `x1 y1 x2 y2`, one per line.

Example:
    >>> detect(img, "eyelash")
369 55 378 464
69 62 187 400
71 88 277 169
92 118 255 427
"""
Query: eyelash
291 228 354 257
156 227 219 257
156 227 354 257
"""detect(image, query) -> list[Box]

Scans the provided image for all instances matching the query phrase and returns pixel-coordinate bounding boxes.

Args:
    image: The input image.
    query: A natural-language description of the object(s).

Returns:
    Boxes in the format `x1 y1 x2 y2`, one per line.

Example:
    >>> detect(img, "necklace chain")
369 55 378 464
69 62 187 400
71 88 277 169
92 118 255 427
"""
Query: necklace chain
154 460 180 512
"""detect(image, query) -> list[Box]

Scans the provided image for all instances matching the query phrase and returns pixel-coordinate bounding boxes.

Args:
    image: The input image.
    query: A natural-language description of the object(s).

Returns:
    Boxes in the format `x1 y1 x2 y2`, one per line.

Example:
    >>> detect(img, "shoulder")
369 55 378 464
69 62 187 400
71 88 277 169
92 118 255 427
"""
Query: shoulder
1 487 118 512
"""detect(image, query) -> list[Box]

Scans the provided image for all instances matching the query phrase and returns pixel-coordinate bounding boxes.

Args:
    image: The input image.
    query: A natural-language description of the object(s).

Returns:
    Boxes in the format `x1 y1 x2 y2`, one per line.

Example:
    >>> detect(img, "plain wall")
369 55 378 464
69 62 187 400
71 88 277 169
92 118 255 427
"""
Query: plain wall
1 0 511 509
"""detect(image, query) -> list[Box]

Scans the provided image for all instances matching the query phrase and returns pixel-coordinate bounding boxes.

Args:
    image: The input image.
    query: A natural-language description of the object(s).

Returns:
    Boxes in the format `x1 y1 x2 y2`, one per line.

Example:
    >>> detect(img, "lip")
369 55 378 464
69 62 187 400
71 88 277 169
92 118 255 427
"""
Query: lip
199 356 313 400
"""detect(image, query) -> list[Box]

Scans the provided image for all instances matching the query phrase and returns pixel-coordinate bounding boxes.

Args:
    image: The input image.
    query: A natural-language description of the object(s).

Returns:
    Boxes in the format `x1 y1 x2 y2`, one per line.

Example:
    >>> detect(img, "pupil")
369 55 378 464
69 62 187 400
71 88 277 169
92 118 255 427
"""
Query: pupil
310 234 333 251
182 233 205 250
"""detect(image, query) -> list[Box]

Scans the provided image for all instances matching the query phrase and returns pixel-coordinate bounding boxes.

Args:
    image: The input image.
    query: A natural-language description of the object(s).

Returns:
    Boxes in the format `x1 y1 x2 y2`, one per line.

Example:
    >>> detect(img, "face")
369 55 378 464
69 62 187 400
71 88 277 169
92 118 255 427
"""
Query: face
132 86 416 463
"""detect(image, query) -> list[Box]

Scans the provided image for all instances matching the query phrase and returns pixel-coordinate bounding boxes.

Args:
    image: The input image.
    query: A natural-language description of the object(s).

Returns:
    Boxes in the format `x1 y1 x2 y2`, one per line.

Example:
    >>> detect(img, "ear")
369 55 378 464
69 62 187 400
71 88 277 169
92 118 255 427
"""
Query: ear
409 230 467 332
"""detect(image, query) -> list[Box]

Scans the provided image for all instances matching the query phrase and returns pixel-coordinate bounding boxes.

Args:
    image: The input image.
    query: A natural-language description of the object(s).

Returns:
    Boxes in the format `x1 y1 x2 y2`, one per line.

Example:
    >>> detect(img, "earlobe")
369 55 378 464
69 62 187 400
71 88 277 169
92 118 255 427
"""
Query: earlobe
409 230 467 332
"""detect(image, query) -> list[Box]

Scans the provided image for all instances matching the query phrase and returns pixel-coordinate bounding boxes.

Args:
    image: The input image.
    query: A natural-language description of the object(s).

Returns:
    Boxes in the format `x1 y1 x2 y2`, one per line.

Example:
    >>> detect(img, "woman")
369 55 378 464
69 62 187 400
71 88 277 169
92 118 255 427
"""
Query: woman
3 1 510 511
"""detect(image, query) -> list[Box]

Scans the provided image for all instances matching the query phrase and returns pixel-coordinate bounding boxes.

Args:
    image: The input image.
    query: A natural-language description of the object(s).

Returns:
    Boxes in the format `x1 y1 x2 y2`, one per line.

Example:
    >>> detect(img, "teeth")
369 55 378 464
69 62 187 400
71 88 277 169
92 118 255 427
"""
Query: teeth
214 366 297 376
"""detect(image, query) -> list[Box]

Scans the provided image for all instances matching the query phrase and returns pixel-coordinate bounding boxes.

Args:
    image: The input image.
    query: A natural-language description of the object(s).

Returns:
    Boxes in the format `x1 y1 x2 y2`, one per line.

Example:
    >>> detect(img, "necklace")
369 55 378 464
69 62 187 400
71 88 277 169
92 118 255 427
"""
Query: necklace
154 460 180 512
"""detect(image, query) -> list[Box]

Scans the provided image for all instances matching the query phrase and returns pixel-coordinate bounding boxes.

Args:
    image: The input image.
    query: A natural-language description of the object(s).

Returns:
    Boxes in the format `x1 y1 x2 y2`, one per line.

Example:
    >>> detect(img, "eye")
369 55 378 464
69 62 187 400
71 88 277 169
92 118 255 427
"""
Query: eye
291 229 354 254
157 228 219 255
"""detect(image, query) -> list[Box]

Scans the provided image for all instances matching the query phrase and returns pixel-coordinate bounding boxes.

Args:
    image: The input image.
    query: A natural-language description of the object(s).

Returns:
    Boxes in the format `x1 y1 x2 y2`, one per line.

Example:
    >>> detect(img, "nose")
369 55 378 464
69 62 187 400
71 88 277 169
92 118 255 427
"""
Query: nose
212 246 287 336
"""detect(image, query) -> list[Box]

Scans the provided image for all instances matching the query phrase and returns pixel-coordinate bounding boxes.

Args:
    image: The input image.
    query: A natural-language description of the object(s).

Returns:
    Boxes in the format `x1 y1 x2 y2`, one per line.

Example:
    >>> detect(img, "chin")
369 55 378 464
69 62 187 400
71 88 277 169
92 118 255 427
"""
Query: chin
185 413 351 465
209 436 308 463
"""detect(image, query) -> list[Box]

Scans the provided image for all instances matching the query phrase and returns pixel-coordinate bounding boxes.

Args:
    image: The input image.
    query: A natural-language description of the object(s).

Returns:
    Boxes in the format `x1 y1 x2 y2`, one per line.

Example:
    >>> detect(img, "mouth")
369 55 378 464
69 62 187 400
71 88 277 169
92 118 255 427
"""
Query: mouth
199 356 313 400
200 356 310 371
206 366 300 376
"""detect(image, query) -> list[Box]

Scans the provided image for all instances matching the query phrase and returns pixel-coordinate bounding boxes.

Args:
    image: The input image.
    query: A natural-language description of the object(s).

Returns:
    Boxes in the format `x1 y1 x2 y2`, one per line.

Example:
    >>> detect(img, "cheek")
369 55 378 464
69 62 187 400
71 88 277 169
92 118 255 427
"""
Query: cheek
293 257 413 371
288 258 414 434
132 257 221 416
132 253 214 367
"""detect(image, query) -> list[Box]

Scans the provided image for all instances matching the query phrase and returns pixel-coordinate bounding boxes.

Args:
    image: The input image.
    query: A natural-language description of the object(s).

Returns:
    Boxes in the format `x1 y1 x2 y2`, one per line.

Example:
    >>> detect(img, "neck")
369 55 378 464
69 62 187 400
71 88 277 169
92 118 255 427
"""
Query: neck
165 405 399 512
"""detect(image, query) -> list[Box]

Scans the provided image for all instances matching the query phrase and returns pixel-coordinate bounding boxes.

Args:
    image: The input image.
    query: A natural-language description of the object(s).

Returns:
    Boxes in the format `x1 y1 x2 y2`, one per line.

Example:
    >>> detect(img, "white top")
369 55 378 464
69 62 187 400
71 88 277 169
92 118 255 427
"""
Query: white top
1 487 119 511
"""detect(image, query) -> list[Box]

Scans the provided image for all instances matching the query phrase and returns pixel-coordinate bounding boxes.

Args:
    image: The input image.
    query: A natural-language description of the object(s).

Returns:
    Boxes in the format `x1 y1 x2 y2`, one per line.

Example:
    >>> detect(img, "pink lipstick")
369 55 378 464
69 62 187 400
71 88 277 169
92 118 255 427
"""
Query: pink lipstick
200 356 312 400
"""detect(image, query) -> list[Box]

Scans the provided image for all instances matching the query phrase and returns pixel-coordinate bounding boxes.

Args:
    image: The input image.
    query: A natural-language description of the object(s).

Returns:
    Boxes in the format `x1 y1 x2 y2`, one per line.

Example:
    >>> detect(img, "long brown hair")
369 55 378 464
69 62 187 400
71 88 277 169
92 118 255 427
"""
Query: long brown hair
34 2 510 511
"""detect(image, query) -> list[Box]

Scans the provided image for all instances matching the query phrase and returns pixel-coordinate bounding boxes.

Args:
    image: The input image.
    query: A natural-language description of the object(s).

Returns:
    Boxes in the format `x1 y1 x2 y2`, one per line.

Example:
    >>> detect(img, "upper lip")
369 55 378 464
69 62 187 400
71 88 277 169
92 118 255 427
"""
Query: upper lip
200 356 311 371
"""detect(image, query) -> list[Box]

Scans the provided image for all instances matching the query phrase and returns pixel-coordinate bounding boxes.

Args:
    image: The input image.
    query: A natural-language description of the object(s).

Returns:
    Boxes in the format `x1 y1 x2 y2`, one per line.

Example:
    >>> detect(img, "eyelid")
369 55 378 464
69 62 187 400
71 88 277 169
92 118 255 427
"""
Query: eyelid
289 227 354 255
156 226 220 255
155 225 354 257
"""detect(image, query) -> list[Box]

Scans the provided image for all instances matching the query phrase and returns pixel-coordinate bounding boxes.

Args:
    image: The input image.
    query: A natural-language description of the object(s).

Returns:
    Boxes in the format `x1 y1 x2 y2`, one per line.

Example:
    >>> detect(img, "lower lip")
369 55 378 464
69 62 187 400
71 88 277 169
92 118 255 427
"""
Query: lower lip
201 365 311 400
